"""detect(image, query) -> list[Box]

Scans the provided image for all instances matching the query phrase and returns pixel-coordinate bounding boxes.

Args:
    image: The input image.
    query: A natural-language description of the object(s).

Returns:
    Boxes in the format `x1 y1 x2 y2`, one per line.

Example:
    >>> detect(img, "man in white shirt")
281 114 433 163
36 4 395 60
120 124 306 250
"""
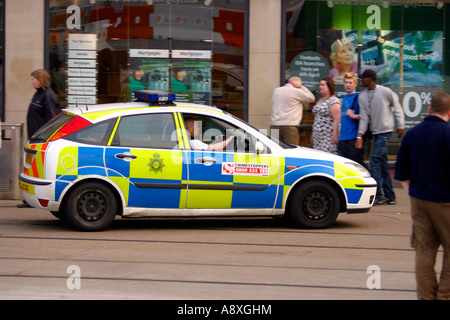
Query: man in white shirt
185 118 234 151
270 76 315 145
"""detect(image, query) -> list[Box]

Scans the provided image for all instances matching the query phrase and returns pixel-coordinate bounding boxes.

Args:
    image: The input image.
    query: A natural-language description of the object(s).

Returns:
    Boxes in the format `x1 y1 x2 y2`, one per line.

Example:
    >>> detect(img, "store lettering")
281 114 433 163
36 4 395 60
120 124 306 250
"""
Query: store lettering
366 5 381 30
66 5 81 30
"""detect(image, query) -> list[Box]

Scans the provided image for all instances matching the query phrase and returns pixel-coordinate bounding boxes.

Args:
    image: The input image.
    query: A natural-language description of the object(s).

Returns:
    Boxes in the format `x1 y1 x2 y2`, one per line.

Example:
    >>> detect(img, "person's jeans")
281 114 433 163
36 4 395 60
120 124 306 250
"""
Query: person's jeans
337 139 365 167
369 132 395 200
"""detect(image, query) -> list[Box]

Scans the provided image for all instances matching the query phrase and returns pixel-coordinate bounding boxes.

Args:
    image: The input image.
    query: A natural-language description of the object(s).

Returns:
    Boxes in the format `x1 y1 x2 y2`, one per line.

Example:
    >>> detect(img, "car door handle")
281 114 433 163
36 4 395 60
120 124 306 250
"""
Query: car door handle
115 152 137 160
195 156 217 166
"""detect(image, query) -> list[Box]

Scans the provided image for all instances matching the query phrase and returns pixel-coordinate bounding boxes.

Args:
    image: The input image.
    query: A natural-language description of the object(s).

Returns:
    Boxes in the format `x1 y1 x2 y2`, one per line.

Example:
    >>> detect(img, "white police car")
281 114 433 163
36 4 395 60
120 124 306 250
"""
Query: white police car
19 91 376 231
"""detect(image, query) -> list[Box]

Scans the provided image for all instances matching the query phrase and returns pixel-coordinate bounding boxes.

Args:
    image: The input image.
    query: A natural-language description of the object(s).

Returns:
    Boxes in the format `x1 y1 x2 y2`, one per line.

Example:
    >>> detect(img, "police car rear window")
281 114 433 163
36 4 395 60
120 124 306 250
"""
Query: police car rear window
29 113 74 143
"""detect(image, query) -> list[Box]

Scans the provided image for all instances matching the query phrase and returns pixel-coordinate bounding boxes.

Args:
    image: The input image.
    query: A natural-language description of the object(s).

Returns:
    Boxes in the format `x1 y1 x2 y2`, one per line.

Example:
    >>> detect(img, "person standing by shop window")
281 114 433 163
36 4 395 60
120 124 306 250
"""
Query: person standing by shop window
312 77 341 154
27 69 61 139
270 76 315 146
337 72 365 166
394 91 450 300
19 69 61 208
355 69 404 205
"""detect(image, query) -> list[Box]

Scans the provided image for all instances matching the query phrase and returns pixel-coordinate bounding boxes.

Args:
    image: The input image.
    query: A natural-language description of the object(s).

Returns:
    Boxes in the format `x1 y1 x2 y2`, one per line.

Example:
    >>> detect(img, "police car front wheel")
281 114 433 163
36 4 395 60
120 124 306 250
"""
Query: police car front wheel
64 182 117 231
288 180 340 229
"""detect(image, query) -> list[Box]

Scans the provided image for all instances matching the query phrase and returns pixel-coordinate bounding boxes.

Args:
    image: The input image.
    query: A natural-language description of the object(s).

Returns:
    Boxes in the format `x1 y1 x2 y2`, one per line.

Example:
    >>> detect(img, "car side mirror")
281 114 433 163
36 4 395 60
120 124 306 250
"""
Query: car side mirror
255 141 265 154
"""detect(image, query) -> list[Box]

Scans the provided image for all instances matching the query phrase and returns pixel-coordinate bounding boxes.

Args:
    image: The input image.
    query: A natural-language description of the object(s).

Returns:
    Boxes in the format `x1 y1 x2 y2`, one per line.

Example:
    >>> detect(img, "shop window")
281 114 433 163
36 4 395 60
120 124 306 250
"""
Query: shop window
284 0 448 161
0 0 3 122
47 0 247 119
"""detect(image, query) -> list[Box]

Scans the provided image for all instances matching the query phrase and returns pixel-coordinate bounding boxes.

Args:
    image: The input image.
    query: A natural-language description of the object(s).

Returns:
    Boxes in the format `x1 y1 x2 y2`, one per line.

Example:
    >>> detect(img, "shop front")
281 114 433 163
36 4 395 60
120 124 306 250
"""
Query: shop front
3 0 447 162
283 0 449 160
48 0 247 119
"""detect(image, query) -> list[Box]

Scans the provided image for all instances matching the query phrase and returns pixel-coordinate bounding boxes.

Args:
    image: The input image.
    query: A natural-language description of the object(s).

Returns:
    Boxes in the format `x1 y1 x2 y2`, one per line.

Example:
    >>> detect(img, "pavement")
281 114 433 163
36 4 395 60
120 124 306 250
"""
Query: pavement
369 187 410 214
0 187 419 301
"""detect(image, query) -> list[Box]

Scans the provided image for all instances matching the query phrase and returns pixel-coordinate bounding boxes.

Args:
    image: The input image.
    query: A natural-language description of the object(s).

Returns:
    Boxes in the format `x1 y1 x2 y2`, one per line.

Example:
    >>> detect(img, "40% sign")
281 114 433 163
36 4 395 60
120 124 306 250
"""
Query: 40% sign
402 91 432 118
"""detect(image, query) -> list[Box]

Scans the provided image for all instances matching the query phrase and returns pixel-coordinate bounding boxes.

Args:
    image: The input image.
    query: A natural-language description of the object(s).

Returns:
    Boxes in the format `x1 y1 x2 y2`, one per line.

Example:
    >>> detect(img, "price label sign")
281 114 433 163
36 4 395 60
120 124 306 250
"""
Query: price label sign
400 87 441 131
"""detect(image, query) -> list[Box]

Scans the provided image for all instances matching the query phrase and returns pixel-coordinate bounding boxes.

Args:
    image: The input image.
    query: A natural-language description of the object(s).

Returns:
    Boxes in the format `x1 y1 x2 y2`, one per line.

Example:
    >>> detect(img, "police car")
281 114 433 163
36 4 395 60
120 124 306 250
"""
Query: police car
19 91 376 231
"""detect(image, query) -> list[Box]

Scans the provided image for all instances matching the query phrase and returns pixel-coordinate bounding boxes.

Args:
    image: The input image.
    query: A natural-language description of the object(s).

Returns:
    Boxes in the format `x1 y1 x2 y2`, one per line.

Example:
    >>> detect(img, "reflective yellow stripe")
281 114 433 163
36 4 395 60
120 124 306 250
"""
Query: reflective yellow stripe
334 162 364 189
107 117 121 146
175 113 189 149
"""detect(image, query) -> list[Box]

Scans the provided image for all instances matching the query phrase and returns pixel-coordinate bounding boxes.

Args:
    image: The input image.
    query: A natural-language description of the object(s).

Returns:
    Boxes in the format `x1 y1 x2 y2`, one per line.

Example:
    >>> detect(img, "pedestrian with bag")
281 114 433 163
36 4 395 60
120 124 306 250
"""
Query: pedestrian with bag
355 69 404 205
337 72 365 166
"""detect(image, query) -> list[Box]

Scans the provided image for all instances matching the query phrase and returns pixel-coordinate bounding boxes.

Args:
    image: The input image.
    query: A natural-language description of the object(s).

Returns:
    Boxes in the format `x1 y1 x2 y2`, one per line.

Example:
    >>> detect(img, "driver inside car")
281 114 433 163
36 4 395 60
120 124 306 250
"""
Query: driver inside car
184 117 235 151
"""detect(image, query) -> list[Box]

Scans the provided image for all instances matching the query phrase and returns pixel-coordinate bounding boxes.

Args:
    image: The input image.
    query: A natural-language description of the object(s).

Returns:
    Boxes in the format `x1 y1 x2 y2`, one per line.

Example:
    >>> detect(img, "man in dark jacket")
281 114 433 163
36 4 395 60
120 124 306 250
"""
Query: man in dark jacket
18 69 61 208
395 91 450 300
27 69 61 139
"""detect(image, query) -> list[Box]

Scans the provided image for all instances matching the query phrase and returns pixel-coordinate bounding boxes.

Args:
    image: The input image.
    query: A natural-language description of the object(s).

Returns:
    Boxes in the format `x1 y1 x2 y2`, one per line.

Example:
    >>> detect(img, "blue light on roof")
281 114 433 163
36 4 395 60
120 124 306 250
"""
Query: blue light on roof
135 90 176 105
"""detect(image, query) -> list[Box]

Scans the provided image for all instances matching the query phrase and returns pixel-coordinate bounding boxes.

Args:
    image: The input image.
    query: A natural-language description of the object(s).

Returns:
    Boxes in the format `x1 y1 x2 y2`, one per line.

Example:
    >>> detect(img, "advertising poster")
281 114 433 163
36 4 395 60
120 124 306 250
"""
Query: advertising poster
289 51 329 92
171 50 212 105
142 60 170 92
394 86 442 132
402 30 442 86
361 30 442 86
318 29 359 86
126 49 170 101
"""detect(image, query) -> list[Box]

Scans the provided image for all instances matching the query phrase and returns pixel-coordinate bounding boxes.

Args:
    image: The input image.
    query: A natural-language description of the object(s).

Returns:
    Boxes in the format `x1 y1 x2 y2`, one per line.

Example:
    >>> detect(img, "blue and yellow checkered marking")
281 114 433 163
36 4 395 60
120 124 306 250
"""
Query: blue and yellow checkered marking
278 157 365 207
54 145 365 211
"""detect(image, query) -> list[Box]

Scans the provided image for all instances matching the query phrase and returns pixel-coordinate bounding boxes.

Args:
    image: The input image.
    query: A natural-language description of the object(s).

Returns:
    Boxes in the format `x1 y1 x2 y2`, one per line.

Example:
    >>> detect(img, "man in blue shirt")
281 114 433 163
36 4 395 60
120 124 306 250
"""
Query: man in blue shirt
395 91 450 300
337 73 365 166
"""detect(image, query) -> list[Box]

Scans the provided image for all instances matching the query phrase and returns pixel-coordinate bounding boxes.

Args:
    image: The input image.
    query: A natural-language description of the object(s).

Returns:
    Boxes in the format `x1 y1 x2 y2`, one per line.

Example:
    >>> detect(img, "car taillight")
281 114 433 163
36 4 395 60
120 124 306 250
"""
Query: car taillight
49 116 92 141
38 199 49 207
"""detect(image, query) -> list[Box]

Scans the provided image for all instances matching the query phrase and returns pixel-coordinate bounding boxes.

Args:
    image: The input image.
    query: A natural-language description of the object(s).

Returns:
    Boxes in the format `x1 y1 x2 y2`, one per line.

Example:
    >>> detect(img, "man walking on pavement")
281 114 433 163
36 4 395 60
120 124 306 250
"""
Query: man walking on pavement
355 69 405 205
270 76 315 146
395 91 450 300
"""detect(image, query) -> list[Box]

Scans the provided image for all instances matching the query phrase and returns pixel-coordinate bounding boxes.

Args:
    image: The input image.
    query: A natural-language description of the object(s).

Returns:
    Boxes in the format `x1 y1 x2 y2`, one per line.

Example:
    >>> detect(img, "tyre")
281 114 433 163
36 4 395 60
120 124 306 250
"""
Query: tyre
50 210 67 221
288 180 340 229
64 182 117 231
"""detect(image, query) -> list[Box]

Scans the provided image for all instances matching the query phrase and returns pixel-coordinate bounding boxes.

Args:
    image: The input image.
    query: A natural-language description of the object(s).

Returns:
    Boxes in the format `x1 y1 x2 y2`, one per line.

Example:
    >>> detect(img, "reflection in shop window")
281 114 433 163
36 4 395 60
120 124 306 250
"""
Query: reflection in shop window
48 0 247 120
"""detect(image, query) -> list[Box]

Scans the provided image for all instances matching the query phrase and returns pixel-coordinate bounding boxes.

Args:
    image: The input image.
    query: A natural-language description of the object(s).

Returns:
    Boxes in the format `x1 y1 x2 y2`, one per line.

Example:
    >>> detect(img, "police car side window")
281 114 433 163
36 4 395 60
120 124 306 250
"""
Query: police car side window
182 113 269 154
113 113 178 149
65 118 116 146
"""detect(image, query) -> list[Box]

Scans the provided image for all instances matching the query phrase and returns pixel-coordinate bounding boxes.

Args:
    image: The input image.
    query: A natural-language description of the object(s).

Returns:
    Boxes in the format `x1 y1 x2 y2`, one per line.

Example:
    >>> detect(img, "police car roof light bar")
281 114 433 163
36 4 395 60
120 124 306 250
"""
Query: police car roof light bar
135 90 176 106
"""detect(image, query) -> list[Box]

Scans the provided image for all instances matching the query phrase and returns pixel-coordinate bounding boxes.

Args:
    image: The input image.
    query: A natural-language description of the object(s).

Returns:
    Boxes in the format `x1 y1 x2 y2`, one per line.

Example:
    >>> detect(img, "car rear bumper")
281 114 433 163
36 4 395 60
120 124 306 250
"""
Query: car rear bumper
18 174 61 211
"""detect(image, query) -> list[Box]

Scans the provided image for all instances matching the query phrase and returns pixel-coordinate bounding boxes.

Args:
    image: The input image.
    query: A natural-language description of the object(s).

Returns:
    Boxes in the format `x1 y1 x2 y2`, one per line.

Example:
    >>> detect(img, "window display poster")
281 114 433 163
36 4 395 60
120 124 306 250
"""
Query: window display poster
125 49 170 101
171 59 211 105
142 59 170 92
318 29 359 85
403 30 442 87
394 86 442 133
126 50 212 105
361 30 442 86
289 51 329 92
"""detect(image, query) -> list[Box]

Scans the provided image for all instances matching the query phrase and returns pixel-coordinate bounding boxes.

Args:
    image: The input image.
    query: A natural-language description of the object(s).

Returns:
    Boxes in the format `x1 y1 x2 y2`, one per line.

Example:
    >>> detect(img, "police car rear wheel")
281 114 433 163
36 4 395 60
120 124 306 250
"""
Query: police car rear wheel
65 182 117 231
288 180 340 229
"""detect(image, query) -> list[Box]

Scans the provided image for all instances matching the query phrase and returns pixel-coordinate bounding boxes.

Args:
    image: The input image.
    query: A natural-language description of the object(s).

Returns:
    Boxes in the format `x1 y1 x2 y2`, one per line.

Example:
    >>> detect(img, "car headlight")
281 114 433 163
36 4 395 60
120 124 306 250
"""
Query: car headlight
345 162 371 178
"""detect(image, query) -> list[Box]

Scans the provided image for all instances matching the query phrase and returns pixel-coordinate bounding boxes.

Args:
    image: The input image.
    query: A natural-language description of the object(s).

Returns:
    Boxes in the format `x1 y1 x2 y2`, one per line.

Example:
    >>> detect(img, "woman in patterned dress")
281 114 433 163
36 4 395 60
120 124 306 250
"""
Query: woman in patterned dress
312 77 341 154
